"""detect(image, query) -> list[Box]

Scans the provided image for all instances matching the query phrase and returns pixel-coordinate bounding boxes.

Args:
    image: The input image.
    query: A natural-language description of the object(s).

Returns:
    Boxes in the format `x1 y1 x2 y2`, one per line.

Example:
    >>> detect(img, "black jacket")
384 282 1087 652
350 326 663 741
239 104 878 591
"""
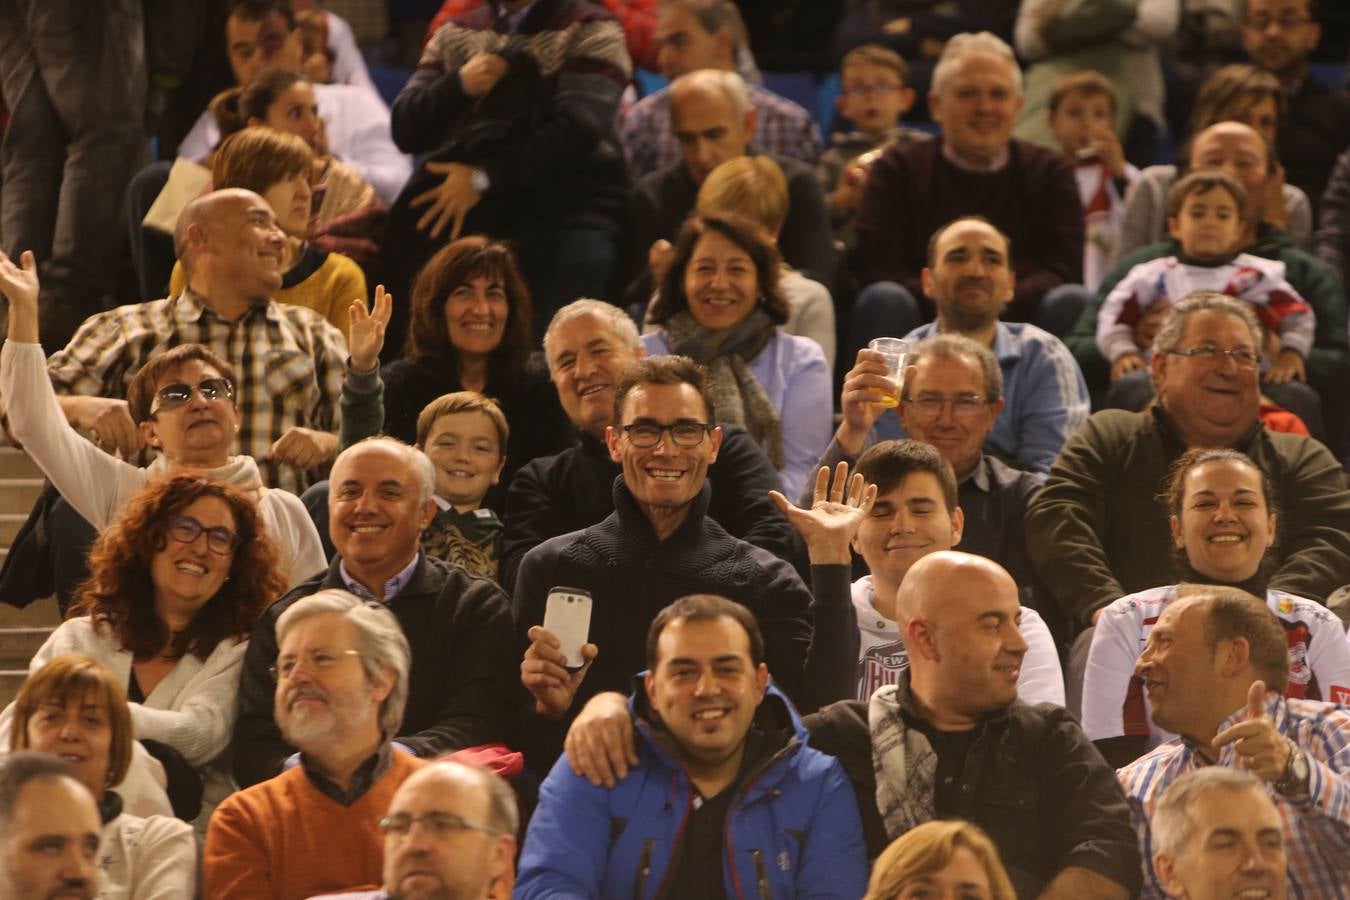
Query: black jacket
232 554 517 788
501 426 797 592
804 676 1142 898
1277 76 1350 218
513 478 858 768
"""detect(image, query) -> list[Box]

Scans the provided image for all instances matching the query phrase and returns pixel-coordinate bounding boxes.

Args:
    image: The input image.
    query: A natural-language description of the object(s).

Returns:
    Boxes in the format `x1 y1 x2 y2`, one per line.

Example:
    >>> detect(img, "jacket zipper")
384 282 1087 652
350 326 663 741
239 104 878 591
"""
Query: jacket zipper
751 849 771 900
634 838 654 900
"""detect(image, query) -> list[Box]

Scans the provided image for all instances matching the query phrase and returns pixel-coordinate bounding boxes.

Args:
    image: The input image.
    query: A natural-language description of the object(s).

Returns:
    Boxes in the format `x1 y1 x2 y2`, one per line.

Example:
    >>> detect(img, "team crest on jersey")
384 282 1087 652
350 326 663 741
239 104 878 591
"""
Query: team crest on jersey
857 640 909 702
1277 596 1294 614
1331 685 1350 705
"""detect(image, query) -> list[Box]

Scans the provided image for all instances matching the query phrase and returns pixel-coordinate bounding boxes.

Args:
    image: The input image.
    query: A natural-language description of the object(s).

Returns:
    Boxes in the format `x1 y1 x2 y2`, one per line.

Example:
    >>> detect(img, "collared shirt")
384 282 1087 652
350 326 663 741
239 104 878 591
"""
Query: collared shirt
339 553 421 603
300 742 393 806
44 289 347 493
619 81 821 180
899 319 1089 474
1119 694 1350 898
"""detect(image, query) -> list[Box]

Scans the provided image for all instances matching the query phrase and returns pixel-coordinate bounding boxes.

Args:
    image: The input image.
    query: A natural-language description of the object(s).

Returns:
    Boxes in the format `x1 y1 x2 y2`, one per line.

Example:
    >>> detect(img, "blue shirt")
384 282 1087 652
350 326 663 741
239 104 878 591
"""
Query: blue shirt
339 553 421 603
892 320 1090 473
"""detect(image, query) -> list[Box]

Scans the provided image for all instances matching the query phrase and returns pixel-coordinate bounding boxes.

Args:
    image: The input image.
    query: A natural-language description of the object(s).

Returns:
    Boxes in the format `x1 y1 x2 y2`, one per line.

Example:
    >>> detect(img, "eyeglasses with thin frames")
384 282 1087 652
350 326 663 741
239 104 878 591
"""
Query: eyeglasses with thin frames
1245 14 1311 31
621 422 713 448
165 515 238 555
902 395 990 421
1165 346 1260 368
378 810 503 840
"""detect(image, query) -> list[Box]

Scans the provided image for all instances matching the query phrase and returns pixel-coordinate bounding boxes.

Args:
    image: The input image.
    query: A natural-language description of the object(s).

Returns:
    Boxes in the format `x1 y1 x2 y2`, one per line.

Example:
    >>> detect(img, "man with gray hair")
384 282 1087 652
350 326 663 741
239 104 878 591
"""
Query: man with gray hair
1150 767 1287 900
1027 291 1350 637
501 298 796 589
619 0 821 180
621 68 836 310
232 437 517 788
206 590 428 899
852 31 1084 329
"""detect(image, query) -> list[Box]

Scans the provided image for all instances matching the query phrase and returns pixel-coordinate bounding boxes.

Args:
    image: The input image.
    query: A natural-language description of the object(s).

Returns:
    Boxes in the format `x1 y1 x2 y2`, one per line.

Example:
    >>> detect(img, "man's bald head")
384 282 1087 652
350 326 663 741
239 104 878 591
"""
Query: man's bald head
896 551 1027 728
895 551 1017 626
669 70 756 184
173 188 285 305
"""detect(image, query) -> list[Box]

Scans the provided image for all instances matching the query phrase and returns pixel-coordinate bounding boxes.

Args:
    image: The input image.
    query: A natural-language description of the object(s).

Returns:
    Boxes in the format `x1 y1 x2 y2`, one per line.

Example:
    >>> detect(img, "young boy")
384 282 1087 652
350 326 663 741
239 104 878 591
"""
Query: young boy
1096 168 1313 385
818 44 928 247
414 391 509 581
1048 71 1138 292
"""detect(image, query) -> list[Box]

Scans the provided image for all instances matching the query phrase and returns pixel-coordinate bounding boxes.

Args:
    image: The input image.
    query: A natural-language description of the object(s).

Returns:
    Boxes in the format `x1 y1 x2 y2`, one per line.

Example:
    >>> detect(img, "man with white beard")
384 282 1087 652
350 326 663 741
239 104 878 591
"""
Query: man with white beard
204 590 425 900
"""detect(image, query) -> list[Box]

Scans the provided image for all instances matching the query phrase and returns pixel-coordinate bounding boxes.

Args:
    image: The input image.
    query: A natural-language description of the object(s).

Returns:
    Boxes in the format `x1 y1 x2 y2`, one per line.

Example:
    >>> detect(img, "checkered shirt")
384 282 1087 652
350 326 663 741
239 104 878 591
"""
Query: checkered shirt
619 81 821 180
1118 693 1350 898
45 290 347 493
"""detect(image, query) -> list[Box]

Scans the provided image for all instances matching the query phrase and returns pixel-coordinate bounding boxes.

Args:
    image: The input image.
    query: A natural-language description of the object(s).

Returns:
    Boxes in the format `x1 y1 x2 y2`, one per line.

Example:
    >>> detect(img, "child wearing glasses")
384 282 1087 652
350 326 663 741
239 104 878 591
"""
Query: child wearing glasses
817 44 928 247
1096 168 1313 386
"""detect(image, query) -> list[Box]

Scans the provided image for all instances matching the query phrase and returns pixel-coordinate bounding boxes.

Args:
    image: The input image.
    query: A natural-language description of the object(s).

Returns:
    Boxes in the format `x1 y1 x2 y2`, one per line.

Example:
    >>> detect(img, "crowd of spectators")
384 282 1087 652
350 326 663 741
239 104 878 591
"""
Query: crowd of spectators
1 0 1350 897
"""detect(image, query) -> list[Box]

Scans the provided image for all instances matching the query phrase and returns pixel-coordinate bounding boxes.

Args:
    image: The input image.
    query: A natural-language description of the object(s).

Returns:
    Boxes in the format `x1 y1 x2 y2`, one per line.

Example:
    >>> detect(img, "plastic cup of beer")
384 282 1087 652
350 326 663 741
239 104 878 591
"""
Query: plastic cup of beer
867 337 908 408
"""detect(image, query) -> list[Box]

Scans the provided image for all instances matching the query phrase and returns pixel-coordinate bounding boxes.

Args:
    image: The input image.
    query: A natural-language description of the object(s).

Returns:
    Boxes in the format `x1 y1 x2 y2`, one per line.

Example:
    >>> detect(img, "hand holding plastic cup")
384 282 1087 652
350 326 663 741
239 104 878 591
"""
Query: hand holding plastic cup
867 337 908 408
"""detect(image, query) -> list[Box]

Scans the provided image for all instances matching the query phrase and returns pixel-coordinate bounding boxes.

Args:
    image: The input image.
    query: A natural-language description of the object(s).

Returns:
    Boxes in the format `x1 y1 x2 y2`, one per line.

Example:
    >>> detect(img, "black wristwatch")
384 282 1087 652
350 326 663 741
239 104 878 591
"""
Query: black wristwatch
1274 743 1310 797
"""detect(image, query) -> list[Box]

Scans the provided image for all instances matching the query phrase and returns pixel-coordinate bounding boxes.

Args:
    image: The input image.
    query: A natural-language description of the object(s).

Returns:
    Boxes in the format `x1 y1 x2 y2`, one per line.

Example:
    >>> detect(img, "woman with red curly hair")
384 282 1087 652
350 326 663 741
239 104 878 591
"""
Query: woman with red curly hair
1 474 287 831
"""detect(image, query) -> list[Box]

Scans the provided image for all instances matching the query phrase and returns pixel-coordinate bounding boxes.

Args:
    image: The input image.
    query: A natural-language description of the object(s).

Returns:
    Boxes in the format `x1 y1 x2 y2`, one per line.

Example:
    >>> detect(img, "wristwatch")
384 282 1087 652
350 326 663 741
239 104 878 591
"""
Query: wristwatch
469 168 490 194
1274 743 1310 797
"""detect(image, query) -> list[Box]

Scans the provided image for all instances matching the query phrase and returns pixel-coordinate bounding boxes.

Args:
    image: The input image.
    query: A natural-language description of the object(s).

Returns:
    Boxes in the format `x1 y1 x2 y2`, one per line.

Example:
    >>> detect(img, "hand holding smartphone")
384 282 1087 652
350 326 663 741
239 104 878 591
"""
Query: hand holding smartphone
544 587 593 670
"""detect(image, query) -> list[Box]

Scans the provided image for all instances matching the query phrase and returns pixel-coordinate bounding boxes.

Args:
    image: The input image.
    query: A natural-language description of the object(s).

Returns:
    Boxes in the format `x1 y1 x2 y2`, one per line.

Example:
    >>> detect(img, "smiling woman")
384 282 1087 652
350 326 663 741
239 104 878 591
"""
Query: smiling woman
372 237 570 508
0 475 288 832
6 655 197 899
643 213 832 499
1080 447 1350 765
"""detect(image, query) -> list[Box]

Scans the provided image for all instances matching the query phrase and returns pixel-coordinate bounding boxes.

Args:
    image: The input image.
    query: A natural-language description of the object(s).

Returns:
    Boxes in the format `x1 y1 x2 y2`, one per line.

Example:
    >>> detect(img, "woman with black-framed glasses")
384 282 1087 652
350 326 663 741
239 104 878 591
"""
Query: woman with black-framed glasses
0 474 287 833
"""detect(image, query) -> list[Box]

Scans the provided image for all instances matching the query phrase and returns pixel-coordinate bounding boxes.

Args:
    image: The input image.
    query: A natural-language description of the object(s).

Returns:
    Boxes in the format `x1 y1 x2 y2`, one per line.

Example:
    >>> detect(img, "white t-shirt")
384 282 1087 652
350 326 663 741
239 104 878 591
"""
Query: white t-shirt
1082 584 1350 748
851 575 1066 706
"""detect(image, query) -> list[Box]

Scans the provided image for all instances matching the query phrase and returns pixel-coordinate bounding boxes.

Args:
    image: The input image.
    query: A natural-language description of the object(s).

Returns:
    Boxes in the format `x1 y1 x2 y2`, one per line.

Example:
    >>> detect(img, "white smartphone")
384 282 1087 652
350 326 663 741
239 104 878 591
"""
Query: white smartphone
543 587 593 670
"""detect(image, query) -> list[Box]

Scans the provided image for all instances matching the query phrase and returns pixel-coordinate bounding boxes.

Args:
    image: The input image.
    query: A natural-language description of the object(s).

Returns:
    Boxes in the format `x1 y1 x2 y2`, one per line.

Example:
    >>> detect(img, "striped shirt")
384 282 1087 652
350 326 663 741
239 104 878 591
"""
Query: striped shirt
1118 694 1350 898
45 290 347 493
619 82 821 181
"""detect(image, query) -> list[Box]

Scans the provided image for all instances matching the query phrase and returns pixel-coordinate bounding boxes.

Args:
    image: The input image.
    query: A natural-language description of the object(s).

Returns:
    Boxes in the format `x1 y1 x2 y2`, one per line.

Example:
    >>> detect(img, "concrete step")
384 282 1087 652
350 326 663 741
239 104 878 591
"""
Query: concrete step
0 448 42 480
0 627 52 670
0 597 60 629
0 671 26 708
0 479 42 515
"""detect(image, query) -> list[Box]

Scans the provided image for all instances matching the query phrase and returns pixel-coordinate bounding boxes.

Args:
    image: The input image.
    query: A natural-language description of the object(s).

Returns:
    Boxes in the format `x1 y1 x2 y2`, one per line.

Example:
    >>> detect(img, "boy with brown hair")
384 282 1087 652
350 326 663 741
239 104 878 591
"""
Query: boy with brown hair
818 44 928 247
1048 70 1138 291
414 391 510 581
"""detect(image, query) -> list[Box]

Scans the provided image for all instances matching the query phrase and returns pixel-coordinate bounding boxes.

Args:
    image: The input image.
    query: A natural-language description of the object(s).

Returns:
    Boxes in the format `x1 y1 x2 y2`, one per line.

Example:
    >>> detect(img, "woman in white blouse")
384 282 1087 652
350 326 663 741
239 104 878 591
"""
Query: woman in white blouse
5 474 287 831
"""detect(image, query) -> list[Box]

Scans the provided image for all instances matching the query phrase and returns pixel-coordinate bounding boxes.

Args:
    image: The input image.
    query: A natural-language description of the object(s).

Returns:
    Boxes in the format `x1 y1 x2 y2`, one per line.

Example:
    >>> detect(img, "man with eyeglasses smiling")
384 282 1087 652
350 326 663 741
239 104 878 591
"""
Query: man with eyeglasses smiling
1240 0 1350 214
206 590 428 900
1027 292 1350 653
311 760 519 900
515 355 867 773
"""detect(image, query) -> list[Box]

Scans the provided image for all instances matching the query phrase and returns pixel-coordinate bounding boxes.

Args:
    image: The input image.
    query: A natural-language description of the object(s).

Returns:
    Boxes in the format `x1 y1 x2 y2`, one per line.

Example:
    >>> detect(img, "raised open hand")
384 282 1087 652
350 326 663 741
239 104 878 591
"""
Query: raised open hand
349 285 392 373
0 250 39 344
769 461 877 564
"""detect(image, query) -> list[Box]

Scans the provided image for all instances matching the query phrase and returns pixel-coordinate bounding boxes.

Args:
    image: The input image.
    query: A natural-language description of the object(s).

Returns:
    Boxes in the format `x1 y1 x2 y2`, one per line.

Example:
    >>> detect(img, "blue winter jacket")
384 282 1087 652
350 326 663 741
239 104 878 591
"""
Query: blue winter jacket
514 684 868 899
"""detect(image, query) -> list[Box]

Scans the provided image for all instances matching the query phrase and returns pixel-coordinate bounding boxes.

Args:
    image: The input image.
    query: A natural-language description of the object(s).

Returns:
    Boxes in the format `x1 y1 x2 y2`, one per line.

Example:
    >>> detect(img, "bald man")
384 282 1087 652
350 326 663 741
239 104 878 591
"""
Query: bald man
38 188 348 493
620 69 836 309
805 552 1141 898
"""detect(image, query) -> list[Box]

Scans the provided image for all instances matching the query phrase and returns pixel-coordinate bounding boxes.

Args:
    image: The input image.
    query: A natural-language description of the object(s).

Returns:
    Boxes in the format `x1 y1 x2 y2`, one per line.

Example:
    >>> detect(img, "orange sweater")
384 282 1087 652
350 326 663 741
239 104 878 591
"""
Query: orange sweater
203 750 424 900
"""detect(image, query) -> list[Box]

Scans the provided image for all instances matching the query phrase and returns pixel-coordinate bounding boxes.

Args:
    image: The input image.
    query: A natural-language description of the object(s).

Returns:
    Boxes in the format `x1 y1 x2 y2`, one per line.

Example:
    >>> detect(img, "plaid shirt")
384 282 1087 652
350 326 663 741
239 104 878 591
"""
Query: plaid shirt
1118 694 1350 898
45 290 347 493
619 81 821 180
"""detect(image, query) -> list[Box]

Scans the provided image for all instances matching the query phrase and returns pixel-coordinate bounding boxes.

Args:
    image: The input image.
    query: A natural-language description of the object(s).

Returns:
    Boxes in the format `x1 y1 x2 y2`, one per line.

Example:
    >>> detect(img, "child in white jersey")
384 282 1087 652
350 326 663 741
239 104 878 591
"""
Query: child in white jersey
1097 168 1313 385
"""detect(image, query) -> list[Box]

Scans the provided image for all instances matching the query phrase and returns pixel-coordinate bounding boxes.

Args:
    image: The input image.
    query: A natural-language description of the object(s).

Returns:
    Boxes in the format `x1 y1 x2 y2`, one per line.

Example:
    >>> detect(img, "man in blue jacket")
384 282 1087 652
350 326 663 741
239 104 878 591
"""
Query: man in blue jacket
516 594 867 899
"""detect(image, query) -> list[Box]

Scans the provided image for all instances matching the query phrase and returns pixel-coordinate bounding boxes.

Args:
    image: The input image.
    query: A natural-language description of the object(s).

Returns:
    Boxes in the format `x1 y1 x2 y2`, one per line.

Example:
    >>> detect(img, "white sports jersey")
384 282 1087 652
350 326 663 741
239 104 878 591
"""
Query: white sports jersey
1082 584 1350 748
851 576 1066 706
